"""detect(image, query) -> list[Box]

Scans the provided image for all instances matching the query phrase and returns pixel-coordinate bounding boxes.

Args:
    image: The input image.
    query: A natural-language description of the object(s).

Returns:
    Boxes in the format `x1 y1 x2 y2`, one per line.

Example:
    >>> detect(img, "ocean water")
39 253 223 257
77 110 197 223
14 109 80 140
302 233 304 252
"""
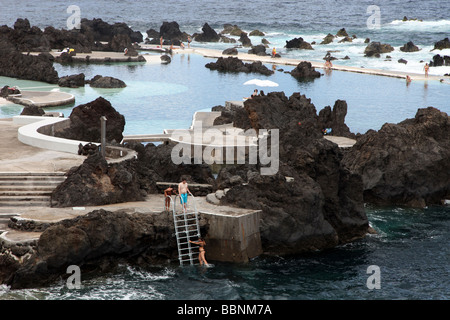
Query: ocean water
1 206 449 300
0 0 449 301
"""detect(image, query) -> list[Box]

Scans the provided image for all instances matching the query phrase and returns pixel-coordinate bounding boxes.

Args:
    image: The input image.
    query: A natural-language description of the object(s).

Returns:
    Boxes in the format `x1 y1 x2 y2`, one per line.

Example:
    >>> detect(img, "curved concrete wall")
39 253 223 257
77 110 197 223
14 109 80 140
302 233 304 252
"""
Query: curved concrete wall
13 116 137 162
14 115 97 154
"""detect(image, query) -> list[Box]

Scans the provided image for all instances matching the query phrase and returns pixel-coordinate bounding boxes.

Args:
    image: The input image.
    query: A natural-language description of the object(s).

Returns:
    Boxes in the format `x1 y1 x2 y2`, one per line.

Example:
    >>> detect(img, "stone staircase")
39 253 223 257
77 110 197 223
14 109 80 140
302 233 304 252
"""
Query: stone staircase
0 172 66 207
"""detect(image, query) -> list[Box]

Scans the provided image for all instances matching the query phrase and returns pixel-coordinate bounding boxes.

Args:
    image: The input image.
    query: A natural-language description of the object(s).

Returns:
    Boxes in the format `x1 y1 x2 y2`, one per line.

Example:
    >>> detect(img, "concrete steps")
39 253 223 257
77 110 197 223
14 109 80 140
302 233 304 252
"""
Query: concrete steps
0 172 66 207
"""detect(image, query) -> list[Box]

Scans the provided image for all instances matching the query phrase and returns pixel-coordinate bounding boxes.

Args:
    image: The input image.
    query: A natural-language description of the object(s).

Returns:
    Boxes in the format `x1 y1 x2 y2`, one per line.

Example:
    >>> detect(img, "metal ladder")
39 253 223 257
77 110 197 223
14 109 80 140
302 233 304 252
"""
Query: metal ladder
169 192 201 266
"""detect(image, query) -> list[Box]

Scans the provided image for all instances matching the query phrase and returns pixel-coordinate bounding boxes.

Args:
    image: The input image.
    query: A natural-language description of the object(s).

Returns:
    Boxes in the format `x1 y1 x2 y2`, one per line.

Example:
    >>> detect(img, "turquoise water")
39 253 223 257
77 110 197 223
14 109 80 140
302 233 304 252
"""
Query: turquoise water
1 52 449 136
1 0 450 301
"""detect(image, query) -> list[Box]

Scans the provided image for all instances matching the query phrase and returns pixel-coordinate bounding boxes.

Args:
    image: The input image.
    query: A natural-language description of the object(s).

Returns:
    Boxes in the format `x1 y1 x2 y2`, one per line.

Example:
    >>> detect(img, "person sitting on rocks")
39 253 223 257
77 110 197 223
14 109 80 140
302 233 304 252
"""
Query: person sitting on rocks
244 89 259 100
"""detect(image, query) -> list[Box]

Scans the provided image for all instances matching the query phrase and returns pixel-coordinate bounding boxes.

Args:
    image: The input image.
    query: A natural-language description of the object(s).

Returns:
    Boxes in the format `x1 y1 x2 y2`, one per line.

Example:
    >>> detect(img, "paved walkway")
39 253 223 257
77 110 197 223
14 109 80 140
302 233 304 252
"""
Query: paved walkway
186 47 449 82
29 50 161 64
0 118 258 244
0 119 84 173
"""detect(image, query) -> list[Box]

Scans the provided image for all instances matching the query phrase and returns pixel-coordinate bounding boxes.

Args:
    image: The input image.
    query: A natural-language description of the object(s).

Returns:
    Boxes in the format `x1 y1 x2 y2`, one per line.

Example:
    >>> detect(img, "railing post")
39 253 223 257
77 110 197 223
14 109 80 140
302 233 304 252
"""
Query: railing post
100 116 107 158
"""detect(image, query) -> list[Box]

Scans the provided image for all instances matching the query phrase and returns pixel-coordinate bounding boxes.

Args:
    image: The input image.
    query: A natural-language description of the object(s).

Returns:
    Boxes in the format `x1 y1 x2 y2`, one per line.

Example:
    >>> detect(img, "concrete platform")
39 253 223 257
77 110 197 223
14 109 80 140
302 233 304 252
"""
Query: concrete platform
0 118 85 173
193 47 450 82
324 135 357 148
28 50 151 63
0 194 263 262
6 90 75 108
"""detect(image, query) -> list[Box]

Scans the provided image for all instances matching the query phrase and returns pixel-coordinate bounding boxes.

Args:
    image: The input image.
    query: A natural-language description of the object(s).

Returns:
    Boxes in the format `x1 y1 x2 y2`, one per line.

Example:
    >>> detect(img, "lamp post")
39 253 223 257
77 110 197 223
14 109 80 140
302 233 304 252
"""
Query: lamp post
100 116 107 158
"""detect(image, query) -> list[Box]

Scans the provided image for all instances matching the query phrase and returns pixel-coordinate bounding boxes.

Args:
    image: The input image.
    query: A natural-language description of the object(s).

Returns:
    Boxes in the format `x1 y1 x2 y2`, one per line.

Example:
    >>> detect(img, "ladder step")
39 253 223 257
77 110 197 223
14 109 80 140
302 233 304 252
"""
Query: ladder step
179 253 198 257
174 224 198 229
175 217 198 222
177 234 199 240
174 212 195 217
172 194 201 266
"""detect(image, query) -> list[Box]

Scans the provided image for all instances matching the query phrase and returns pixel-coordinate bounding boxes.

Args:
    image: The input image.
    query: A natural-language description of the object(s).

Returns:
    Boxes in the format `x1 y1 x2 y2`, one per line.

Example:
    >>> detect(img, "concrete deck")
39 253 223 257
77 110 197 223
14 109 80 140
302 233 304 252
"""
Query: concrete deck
0 118 85 173
324 135 357 148
191 47 450 82
6 90 75 108
28 50 156 63
0 118 263 263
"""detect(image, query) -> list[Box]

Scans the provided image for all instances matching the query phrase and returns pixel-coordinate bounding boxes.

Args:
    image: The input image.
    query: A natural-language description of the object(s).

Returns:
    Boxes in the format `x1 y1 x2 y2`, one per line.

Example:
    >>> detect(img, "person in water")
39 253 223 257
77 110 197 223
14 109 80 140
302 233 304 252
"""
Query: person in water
189 238 208 266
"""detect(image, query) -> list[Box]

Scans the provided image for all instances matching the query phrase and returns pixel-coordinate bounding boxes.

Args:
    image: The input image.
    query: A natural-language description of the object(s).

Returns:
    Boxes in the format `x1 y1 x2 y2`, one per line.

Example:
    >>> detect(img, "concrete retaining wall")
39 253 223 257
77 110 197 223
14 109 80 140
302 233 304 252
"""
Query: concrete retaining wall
14 116 137 162
201 210 262 263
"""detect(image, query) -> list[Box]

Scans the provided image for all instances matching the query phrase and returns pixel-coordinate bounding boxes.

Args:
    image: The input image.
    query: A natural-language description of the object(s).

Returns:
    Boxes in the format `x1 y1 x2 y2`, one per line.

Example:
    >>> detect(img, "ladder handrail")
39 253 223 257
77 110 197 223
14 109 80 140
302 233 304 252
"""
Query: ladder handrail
171 191 201 266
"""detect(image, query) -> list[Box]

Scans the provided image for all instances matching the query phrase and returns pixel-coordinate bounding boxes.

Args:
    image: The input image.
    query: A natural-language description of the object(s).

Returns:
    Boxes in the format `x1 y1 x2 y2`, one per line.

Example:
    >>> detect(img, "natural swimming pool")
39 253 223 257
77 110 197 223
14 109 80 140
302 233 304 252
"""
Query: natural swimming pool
1 51 449 136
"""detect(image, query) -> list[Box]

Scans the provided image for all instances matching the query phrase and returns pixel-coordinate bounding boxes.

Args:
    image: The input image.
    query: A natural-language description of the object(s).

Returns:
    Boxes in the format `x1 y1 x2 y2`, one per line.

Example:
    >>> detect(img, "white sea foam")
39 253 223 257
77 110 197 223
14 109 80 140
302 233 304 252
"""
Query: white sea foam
386 19 450 32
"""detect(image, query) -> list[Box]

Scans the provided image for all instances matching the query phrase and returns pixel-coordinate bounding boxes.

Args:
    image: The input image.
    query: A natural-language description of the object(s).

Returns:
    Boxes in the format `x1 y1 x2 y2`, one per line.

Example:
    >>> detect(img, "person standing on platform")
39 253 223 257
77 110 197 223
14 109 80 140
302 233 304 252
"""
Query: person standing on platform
178 178 190 213
424 63 429 78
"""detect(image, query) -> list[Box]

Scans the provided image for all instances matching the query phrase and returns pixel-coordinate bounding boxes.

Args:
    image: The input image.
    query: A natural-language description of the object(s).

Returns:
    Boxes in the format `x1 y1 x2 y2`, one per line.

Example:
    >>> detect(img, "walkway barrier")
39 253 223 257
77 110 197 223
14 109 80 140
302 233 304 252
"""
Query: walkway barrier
13 115 136 162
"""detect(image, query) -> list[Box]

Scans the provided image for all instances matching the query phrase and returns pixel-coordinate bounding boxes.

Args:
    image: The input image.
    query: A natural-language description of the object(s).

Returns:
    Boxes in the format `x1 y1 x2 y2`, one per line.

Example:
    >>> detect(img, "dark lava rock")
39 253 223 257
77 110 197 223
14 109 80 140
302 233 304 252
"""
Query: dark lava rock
20 105 45 116
318 100 355 138
213 91 368 255
80 18 143 44
205 56 274 76
51 152 144 208
0 47 59 84
125 142 215 195
285 37 313 50
160 54 171 64
433 37 450 50
239 32 252 47
0 85 20 97
398 58 408 64
3 209 176 289
0 18 141 54
248 44 267 56
342 107 450 207
222 47 238 55
400 41 420 52
336 28 349 37
89 75 126 88
220 24 244 36
42 26 93 53
364 41 394 57
321 33 335 44
429 54 450 67
159 21 188 42
194 23 220 42
289 61 321 79
58 73 85 88
53 97 125 143
108 34 135 54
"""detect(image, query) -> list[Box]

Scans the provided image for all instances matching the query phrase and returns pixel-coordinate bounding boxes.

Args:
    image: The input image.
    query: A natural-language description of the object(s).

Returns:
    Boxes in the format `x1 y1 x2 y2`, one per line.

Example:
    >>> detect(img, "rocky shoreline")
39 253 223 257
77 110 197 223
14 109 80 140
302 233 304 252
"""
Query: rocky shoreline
2 90 449 289
0 17 449 290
